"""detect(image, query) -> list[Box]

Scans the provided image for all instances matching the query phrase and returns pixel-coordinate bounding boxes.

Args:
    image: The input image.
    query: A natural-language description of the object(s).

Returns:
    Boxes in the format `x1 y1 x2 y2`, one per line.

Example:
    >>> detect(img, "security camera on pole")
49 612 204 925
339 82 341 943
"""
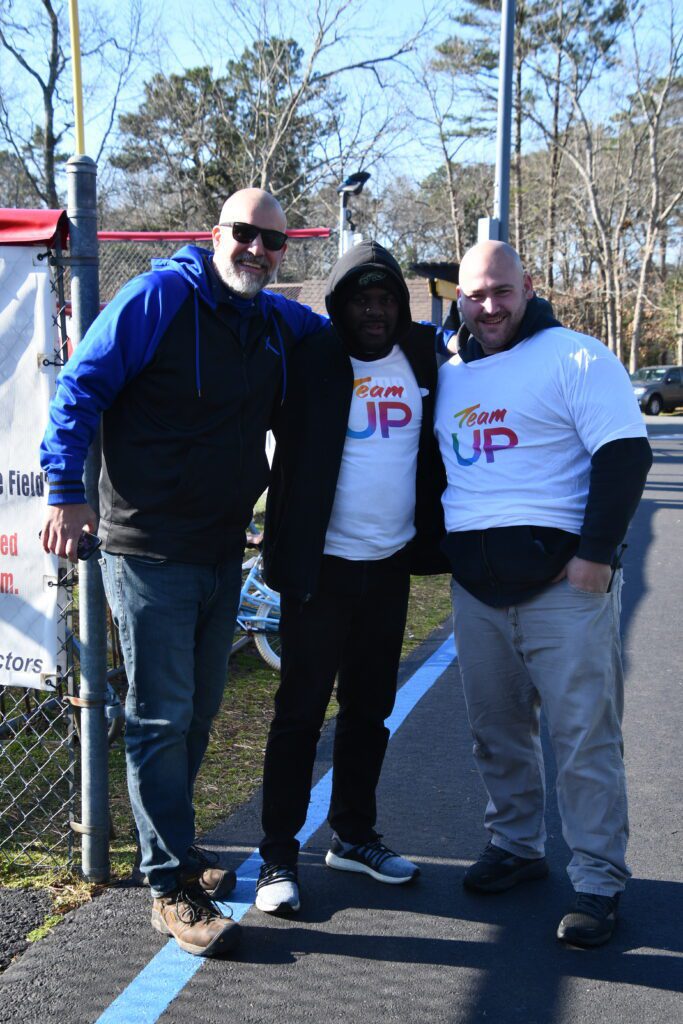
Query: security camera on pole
337 171 371 257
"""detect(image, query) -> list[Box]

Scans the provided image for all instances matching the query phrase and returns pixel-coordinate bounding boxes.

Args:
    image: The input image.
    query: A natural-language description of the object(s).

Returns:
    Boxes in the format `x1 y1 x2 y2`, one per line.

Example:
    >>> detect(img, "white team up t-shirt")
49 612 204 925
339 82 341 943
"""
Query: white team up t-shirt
434 327 647 535
324 345 423 560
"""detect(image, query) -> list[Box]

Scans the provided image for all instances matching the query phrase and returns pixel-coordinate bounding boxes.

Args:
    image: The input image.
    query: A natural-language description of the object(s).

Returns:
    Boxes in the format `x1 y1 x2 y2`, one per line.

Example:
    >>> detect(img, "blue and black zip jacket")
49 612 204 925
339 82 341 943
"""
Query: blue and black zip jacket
40 245 328 563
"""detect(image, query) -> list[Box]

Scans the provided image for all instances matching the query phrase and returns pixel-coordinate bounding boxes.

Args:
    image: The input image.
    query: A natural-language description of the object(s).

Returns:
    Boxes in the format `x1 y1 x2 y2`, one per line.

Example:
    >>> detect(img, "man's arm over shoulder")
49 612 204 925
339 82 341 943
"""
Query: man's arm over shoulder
266 291 329 341
40 271 189 504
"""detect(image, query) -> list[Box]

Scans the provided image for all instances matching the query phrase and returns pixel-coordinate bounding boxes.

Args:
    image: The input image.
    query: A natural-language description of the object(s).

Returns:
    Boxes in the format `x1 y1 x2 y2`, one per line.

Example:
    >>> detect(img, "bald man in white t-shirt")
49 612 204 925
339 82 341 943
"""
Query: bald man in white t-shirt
435 241 652 948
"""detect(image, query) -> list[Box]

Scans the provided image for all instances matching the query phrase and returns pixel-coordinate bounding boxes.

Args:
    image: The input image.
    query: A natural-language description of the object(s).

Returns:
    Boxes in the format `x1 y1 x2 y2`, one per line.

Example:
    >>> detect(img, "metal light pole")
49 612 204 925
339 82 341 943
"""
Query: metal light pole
478 0 516 243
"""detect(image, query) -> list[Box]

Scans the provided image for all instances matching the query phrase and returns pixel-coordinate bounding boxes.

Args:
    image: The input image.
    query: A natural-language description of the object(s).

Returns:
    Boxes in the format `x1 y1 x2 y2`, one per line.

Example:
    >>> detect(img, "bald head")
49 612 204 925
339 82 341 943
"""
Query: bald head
218 188 287 233
212 188 288 298
457 240 533 355
459 241 524 288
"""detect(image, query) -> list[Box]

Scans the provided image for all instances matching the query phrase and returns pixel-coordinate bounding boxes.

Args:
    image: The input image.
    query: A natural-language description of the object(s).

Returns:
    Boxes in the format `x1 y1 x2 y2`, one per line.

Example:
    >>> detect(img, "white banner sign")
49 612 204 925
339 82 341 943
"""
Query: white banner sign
0 245 59 689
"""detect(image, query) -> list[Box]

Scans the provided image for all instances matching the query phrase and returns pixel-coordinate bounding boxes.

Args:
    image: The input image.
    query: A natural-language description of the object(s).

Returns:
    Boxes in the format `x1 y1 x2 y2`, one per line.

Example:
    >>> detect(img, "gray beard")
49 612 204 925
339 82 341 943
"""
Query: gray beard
219 260 274 298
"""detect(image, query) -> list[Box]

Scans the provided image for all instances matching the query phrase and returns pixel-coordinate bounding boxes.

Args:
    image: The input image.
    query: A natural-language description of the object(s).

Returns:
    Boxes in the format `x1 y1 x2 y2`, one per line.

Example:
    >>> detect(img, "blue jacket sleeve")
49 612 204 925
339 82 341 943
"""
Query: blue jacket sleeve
40 271 190 504
268 292 329 339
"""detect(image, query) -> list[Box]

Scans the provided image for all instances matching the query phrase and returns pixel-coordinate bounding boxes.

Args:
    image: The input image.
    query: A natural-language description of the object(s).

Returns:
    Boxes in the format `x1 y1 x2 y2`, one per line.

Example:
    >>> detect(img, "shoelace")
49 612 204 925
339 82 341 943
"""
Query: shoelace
173 886 233 924
352 839 398 869
257 864 297 888
188 843 219 869
174 888 217 925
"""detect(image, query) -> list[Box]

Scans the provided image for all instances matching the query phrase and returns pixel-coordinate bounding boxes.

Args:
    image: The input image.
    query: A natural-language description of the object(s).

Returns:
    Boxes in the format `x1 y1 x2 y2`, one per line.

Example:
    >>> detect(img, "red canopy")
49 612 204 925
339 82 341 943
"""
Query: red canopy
0 209 69 247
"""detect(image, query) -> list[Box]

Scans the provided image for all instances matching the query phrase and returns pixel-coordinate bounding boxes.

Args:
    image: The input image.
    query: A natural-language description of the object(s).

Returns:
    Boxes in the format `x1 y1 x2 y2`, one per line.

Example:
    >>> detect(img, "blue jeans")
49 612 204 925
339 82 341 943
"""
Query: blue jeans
100 551 242 896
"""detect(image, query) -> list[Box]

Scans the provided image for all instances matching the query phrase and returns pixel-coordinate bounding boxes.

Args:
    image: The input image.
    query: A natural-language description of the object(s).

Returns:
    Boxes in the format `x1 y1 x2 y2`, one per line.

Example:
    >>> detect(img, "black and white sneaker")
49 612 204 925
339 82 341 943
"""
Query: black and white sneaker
557 892 620 947
325 835 419 884
255 863 300 914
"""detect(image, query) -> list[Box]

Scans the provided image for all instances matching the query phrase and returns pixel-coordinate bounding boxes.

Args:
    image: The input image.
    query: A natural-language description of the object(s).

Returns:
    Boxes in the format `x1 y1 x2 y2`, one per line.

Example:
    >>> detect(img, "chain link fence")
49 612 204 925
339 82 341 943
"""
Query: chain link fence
97 232 338 304
0 247 80 875
0 564 79 873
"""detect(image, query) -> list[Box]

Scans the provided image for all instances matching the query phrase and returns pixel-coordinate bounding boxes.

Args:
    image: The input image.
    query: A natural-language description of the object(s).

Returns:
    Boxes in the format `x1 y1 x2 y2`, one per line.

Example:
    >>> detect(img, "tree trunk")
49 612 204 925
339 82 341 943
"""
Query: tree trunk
513 29 524 260
545 3 564 292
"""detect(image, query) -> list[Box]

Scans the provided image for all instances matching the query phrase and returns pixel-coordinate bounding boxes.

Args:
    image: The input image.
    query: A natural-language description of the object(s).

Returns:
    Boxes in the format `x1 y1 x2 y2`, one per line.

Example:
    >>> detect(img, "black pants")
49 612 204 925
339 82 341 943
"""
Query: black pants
260 552 411 865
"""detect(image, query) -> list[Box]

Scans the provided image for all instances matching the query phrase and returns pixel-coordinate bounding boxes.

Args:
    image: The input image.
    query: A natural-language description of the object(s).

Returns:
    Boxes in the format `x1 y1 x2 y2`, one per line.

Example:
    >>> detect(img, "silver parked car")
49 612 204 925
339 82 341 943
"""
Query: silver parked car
630 365 683 415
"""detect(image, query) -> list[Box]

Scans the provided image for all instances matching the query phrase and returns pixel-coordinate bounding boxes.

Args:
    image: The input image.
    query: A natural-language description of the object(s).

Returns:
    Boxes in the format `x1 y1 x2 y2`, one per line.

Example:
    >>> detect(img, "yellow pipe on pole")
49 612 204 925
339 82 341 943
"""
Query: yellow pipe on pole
68 0 86 155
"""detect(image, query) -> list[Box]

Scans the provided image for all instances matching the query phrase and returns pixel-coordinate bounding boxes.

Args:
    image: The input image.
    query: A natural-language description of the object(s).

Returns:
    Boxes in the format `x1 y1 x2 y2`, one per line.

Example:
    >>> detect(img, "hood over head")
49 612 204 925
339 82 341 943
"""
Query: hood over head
325 241 411 343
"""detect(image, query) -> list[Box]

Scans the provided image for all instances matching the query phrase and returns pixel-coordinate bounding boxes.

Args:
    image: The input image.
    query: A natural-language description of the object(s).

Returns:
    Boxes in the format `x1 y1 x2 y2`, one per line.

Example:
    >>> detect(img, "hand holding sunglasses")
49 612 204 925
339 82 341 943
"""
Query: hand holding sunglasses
220 221 288 252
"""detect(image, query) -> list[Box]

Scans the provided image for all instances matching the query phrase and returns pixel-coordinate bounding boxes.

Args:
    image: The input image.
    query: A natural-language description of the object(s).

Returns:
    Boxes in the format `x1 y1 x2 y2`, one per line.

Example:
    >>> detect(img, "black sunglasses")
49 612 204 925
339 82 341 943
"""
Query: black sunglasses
220 221 288 252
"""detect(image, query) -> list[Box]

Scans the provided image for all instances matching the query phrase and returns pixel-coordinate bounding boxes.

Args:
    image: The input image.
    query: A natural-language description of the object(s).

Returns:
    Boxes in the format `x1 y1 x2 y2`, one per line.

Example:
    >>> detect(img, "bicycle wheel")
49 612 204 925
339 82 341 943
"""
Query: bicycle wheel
253 601 281 671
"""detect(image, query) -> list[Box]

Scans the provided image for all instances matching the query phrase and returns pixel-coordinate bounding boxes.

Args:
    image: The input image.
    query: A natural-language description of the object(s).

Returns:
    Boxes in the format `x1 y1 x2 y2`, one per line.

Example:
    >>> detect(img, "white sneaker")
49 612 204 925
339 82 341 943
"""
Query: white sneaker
255 863 300 914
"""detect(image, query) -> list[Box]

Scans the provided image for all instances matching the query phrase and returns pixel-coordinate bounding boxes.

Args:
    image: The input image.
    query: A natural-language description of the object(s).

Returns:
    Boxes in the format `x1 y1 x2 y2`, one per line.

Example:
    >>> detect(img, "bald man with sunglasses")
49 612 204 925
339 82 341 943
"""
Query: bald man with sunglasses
40 189 327 957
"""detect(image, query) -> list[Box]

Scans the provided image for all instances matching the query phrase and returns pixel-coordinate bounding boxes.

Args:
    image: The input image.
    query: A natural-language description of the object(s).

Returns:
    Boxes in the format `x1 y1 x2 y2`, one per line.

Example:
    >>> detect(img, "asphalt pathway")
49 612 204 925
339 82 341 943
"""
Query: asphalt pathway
0 417 681 1023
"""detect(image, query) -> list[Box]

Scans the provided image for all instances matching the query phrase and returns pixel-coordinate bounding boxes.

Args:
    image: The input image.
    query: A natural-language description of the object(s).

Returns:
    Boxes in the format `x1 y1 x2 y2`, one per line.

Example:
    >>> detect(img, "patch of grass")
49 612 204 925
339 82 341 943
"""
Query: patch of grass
26 914 62 942
403 573 452 657
0 866 106 962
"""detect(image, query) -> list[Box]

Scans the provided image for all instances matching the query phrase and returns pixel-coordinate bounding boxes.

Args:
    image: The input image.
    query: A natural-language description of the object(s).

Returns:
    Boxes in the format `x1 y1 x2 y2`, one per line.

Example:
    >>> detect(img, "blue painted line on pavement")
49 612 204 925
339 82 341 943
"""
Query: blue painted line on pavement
96 633 457 1024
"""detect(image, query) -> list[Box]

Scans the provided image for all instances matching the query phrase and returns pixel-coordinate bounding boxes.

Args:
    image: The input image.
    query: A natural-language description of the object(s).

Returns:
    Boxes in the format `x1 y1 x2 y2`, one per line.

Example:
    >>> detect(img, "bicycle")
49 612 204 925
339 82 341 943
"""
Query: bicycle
233 550 281 671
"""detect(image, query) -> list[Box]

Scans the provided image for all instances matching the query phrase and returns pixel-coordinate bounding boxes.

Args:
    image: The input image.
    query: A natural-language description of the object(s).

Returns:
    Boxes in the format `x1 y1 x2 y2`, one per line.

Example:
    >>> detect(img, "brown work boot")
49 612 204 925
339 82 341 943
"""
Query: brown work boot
151 884 241 956
134 844 237 901
185 845 237 901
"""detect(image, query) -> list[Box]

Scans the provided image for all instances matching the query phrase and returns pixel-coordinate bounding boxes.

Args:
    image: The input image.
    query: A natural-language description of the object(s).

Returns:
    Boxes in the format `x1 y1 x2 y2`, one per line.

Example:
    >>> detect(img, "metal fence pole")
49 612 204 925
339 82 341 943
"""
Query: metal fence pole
66 155 110 882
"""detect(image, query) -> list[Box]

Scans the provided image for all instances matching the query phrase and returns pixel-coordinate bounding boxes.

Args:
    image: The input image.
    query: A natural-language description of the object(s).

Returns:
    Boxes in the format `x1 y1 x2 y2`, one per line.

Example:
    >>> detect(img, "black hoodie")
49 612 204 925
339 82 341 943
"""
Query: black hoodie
263 241 447 601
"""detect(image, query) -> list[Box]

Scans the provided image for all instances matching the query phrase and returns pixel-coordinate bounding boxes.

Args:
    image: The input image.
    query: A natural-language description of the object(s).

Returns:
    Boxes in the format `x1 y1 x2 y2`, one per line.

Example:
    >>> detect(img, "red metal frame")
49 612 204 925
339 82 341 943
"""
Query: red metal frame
0 212 330 247
97 228 330 241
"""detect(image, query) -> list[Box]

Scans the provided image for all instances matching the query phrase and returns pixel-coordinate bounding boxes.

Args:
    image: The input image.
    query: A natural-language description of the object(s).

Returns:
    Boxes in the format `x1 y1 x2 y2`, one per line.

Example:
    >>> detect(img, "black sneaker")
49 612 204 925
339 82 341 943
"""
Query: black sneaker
325 835 419 884
557 893 619 947
463 840 549 893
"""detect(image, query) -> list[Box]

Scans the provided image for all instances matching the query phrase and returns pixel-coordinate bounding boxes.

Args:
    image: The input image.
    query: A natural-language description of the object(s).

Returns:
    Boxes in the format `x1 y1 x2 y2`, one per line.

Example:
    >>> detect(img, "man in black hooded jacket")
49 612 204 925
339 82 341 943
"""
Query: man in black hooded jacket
255 242 446 914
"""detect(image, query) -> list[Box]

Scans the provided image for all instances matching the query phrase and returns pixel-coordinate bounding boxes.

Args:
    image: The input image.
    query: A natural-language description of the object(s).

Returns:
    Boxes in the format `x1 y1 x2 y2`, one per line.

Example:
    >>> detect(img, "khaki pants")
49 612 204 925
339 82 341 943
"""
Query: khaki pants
451 573 630 895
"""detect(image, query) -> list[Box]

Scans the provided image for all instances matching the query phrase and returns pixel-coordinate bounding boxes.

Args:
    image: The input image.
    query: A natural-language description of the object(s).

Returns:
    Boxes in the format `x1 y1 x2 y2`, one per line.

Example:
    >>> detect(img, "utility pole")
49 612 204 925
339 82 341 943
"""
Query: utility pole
478 0 516 243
